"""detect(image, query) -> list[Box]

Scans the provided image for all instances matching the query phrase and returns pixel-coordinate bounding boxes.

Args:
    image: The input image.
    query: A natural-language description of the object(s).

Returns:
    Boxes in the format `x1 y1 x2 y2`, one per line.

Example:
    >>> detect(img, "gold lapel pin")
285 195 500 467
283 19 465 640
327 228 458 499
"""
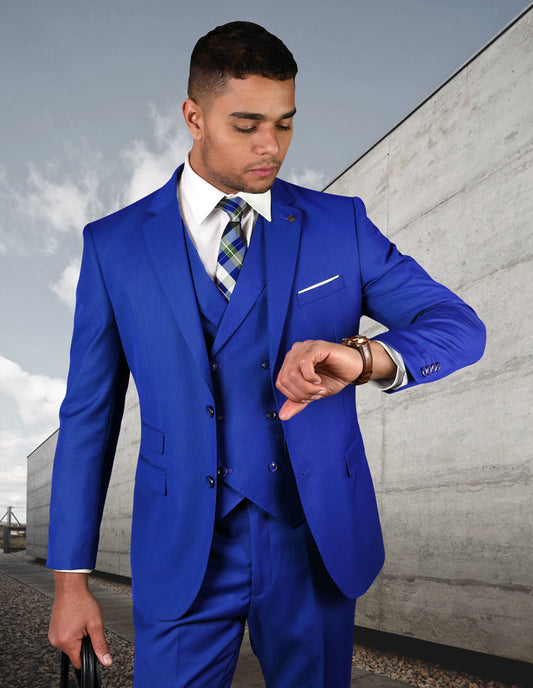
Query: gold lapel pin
287 215 296 222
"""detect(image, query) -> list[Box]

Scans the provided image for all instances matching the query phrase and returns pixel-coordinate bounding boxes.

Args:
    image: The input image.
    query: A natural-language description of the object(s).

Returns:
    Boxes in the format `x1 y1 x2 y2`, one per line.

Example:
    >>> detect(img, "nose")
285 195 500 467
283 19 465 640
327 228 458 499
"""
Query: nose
254 125 281 156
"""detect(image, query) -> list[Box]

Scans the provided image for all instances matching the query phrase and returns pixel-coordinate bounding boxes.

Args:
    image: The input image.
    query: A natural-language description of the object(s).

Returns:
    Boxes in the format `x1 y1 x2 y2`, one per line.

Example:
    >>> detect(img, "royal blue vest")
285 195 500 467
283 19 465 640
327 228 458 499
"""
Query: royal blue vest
184 216 304 526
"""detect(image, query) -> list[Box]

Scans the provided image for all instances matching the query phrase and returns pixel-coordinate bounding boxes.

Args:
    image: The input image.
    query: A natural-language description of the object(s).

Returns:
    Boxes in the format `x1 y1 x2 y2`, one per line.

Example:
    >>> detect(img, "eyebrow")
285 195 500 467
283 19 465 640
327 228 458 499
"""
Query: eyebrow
229 108 297 121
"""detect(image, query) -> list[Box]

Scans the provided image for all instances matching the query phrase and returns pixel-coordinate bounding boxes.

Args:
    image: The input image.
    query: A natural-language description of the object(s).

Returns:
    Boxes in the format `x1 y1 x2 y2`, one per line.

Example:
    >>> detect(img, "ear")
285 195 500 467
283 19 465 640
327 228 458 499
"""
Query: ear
182 98 203 140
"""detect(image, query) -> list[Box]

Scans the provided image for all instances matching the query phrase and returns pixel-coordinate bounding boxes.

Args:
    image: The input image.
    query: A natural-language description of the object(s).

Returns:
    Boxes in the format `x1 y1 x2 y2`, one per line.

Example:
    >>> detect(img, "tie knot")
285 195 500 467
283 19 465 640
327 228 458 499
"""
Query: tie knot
216 196 247 223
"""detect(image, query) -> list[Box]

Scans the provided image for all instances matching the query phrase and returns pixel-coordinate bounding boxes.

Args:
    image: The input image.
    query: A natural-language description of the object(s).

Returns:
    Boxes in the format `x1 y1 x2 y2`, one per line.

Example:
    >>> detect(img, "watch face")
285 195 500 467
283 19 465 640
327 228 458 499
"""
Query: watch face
342 336 367 348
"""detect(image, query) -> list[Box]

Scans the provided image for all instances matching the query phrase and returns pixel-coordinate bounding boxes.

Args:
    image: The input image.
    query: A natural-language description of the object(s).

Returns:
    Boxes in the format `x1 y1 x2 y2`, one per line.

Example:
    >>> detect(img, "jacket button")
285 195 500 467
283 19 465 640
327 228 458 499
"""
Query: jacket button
206 476 215 488
205 406 215 417
268 462 279 472
217 466 228 478
210 362 219 372
261 360 270 370
266 411 278 420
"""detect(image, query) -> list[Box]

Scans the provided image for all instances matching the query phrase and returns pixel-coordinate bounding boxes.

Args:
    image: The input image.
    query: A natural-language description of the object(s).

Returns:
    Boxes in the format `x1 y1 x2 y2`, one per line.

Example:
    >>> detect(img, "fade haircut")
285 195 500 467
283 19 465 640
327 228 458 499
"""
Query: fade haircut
188 21 298 102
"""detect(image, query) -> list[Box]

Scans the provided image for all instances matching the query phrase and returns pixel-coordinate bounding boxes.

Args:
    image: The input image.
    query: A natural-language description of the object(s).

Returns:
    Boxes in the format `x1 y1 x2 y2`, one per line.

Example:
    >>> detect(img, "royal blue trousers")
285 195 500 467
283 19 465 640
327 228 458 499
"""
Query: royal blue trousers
133 501 356 687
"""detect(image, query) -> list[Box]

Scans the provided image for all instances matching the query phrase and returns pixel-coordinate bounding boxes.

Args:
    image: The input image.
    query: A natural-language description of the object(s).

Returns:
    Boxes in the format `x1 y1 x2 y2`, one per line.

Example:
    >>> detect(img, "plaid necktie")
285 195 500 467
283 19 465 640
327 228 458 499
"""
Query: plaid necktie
215 196 248 299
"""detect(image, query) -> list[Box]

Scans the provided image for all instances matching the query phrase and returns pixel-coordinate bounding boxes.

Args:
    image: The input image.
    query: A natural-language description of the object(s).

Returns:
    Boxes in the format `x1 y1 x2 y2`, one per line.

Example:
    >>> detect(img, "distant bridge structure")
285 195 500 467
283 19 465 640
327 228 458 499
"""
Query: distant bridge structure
1 506 26 553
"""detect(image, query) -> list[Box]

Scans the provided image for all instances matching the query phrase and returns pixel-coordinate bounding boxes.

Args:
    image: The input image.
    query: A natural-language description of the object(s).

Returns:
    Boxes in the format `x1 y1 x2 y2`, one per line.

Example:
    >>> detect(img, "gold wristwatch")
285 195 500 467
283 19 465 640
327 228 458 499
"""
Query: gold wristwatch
340 335 373 385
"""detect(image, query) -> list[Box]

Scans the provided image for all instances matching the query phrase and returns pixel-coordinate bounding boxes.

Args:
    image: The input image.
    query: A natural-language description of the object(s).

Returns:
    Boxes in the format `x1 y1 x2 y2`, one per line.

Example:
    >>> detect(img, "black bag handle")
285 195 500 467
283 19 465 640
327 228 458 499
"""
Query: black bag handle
60 636 101 688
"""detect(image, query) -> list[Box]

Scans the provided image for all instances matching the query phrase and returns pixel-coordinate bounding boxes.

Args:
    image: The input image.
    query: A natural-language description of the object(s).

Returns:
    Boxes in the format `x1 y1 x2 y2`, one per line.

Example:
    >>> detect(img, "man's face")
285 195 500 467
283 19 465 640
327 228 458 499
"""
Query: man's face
184 75 296 194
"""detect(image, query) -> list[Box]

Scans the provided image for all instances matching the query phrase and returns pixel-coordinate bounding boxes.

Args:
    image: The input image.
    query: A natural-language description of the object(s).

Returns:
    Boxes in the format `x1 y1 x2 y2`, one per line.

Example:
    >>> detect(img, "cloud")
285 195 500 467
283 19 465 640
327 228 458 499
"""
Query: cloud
1 159 103 255
120 105 190 206
50 258 81 311
286 167 327 191
1 356 65 430
21 165 102 253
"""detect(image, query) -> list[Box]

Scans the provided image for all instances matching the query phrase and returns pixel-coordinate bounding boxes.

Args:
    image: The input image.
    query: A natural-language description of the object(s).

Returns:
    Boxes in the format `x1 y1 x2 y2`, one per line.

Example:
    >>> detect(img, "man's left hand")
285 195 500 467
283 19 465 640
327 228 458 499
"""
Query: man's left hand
275 340 362 420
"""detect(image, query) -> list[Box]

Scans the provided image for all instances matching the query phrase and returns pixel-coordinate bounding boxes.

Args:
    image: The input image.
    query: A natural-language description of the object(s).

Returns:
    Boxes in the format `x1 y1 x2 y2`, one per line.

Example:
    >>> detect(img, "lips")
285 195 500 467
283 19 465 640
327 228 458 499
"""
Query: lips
250 166 277 178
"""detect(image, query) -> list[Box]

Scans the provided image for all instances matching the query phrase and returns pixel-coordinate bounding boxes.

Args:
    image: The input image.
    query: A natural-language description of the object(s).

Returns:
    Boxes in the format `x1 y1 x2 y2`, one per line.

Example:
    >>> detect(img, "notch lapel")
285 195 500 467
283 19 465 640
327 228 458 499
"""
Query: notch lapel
265 181 302 375
142 170 213 394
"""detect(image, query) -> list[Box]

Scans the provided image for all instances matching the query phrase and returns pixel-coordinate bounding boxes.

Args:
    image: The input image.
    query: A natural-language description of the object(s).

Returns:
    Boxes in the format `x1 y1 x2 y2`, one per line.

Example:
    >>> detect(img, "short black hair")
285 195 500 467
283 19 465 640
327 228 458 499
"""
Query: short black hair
188 21 298 101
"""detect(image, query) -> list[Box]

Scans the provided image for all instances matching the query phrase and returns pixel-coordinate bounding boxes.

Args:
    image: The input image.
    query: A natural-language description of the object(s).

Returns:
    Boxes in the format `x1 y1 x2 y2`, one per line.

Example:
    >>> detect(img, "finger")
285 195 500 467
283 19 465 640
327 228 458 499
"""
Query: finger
284 347 323 383
276 360 325 398
276 374 325 402
49 624 83 669
89 628 113 666
298 352 323 384
62 639 83 670
278 398 312 421
279 390 327 420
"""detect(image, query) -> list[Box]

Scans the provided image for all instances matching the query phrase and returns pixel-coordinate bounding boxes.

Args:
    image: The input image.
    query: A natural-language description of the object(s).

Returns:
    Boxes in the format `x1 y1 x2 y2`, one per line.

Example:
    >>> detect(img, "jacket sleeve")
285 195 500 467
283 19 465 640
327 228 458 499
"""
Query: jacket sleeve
47 224 130 570
353 197 486 388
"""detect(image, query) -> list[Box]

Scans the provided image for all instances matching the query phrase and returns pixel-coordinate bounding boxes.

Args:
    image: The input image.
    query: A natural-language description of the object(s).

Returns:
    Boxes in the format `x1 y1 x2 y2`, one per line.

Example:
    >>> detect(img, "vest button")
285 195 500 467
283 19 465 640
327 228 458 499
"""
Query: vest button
205 406 215 417
206 476 215 488
210 362 219 372
261 360 270 370
268 462 279 472
266 411 278 420
217 466 228 479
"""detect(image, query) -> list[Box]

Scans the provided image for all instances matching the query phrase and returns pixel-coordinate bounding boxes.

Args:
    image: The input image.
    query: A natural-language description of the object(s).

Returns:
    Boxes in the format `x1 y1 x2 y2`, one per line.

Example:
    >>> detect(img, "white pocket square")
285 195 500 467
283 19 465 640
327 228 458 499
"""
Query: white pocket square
297 275 340 295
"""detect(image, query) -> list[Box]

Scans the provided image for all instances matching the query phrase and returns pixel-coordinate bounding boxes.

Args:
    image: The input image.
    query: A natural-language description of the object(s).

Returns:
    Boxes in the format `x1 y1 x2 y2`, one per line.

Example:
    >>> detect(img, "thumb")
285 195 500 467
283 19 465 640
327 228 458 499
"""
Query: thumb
279 398 311 420
89 632 112 666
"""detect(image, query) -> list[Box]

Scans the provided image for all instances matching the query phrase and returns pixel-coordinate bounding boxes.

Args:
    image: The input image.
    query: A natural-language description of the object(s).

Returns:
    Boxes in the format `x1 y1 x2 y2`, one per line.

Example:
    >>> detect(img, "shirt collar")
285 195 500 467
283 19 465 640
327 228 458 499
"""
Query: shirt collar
180 153 272 224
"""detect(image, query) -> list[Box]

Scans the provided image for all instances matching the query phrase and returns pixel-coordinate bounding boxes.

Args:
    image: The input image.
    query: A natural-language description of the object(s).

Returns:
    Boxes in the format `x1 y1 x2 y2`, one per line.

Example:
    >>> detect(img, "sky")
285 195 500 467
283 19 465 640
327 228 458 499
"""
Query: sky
1 0 530 523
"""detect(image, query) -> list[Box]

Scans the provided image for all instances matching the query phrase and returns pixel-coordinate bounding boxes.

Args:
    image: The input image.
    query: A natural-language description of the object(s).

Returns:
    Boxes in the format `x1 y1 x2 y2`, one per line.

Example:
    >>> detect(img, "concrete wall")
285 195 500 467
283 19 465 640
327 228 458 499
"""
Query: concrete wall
26 430 57 560
27 6 532 662
326 8 532 662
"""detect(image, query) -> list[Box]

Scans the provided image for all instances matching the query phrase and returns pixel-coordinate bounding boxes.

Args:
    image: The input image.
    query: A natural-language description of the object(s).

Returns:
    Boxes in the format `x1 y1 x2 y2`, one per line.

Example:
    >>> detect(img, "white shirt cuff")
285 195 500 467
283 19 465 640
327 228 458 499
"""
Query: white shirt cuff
54 569 93 573
370 341 407 391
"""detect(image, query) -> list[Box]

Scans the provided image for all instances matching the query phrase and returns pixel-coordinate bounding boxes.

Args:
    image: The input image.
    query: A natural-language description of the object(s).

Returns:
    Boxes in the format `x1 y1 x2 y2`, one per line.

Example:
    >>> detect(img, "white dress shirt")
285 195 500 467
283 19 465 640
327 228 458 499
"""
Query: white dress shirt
177 153 271 278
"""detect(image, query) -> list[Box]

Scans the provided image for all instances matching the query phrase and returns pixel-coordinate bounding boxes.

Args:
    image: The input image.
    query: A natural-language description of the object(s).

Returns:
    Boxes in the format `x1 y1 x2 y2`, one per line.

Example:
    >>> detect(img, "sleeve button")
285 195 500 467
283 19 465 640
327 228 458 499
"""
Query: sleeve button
206 476 215 488
268 462 279 472
266 411 278 420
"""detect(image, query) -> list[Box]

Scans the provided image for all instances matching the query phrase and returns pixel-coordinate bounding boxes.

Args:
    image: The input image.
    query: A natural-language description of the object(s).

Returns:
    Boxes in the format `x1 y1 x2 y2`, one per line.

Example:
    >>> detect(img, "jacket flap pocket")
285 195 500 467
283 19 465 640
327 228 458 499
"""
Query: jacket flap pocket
297 275 345 306
140 422 165 455
136 456 167 495
344 433 364 478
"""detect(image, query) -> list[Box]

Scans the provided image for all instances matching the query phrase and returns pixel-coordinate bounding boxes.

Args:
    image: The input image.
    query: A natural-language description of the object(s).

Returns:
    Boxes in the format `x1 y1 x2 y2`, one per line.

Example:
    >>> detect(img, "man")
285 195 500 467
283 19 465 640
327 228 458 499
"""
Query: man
47 21 486 688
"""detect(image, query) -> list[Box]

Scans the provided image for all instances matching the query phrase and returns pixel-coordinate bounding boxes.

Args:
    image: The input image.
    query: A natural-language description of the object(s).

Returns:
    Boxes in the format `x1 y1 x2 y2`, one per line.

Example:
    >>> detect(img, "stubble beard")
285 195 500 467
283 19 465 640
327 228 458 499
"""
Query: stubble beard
200 137 279 194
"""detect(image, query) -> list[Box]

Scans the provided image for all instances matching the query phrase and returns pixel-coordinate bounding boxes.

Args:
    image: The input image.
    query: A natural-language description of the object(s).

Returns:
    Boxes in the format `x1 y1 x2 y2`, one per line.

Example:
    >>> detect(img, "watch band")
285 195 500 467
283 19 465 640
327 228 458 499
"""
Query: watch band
340 335 373 385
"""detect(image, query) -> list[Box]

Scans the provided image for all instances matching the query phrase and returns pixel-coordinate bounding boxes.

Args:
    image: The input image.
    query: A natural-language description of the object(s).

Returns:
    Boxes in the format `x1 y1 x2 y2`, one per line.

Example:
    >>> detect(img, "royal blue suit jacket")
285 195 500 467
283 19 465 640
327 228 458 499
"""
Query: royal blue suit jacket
47 167 486 619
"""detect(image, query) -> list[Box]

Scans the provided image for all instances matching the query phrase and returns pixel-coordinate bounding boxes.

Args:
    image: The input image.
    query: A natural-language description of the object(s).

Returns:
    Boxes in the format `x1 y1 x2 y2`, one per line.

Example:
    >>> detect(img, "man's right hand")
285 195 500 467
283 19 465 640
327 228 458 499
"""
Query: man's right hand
48 571 112 670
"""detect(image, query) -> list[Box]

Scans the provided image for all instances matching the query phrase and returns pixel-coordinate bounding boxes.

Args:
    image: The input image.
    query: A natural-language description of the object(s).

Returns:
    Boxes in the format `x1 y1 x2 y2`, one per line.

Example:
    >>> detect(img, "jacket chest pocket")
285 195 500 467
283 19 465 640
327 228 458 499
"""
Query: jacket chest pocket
296 275 345 306
292 275 349 343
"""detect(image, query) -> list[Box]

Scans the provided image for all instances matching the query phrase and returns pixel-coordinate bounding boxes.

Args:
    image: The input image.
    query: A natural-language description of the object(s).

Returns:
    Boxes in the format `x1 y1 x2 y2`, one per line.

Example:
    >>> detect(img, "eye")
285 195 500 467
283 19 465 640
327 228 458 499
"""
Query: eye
235 126 256 134
277 123 292 131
